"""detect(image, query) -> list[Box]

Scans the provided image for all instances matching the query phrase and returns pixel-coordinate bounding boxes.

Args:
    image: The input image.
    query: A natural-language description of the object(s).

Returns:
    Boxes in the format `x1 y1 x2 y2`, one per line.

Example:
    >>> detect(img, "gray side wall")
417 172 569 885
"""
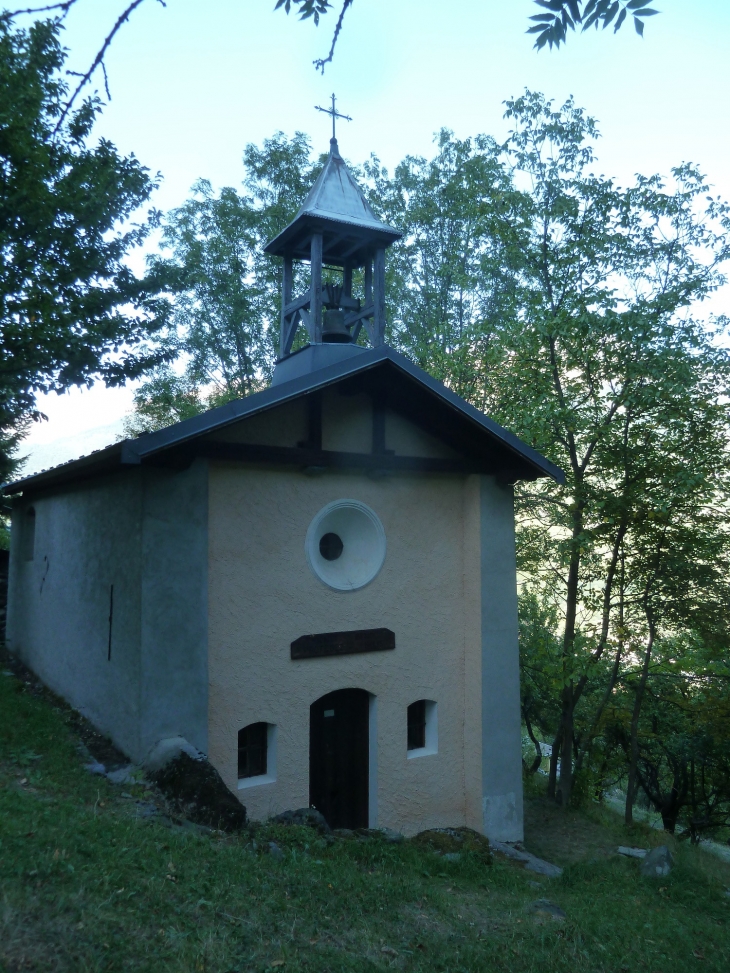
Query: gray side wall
5 472 144 757
5 460 209 765
480 477 524 842
138 460 209 759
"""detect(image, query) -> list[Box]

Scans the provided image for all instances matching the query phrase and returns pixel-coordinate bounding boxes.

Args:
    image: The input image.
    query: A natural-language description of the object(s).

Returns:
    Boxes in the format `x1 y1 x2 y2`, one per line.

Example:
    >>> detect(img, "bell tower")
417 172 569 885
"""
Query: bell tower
265 100 401 379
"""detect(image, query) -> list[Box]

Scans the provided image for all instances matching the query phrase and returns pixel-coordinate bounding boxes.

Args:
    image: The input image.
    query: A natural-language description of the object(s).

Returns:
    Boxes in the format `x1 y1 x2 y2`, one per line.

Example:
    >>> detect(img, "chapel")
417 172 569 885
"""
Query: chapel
3 127 562 840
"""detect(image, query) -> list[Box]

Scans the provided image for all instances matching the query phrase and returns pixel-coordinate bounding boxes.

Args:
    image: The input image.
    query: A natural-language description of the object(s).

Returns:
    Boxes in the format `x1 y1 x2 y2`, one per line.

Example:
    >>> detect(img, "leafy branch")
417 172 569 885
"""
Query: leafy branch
274 0 355 73
528 0 660 50
0 0 164 131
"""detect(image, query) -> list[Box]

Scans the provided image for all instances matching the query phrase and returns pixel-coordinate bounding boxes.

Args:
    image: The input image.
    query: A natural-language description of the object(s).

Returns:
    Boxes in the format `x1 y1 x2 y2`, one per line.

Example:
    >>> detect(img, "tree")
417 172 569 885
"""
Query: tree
3 0 665 93
481 91 730 809
127 133 318 430
527 1 660 50
276 0 662 70
0 17 166 491
361 131 523 401
131 100 730 830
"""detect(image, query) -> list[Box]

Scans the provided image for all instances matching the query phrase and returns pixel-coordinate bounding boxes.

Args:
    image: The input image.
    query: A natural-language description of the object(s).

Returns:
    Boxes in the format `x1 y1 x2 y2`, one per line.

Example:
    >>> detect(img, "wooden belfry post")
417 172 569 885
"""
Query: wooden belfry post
264 96 402 359
310 233 323 343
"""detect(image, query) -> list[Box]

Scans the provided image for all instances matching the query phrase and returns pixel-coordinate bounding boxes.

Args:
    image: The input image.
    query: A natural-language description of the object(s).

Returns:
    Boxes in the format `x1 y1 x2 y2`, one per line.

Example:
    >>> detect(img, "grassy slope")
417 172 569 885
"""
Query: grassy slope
1 669 729 973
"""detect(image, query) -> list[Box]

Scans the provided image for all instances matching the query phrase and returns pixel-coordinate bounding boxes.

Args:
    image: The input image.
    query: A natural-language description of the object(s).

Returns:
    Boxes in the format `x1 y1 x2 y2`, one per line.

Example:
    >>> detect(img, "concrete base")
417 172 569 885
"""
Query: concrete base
272 343 367 386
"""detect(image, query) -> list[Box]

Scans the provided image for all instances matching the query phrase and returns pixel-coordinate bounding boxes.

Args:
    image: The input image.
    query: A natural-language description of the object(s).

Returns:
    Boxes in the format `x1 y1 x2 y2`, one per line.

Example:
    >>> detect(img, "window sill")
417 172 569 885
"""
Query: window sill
238 774 276 790
407 747 437 760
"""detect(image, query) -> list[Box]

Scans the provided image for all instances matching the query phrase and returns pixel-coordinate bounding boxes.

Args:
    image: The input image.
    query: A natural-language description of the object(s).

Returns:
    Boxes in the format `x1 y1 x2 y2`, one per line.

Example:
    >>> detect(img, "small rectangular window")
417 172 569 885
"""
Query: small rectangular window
407 700 427 751
238 722 268 778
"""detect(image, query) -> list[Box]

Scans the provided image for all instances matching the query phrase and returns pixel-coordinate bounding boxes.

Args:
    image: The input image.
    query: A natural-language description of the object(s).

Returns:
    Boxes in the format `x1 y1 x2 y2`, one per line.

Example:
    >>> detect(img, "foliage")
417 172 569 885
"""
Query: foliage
605 639 730 836
129 96 730 832
0 16 167 481
122 367 205 438
273 0 331 24
528 1 660 50
3 663 730 971
361 131 524 401
276 0 662 70
127 133 318 431
482 91 730 811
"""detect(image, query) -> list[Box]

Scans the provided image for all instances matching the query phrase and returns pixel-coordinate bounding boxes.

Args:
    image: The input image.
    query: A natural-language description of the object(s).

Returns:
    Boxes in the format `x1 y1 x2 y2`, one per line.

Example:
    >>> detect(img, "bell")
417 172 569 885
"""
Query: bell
322 308 353 343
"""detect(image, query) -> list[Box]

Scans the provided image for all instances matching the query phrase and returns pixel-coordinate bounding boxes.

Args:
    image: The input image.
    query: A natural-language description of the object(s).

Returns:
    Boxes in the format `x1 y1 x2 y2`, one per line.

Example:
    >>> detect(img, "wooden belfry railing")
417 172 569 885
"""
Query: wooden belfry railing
279 236 387 358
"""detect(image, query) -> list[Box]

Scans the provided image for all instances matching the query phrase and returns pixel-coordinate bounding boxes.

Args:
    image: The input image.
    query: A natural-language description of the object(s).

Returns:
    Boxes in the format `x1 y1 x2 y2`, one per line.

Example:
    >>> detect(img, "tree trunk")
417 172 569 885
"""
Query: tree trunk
574 535 627 776
625 628 656 825
558 691 574 805
547 728 562 800
524 714 544 775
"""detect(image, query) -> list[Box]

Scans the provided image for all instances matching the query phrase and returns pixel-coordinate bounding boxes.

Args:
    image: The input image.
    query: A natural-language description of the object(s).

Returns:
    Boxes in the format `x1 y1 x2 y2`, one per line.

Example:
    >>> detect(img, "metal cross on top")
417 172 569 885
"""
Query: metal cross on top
315 93 352 141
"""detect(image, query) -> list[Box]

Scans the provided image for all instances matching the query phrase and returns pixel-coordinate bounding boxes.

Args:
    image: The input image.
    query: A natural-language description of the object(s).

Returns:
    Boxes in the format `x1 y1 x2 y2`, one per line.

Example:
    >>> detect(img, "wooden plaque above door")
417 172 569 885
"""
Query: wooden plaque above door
291 628 395 660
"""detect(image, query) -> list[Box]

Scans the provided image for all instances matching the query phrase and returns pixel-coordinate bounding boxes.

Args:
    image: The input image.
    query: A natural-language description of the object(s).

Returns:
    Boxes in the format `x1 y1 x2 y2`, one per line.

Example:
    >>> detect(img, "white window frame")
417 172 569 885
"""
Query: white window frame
407 700 438 759
238 723 277 789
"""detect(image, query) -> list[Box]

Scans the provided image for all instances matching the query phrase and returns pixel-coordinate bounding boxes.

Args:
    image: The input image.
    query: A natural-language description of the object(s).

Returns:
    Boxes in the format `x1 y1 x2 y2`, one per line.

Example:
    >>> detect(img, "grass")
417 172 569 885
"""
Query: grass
1 665 730 972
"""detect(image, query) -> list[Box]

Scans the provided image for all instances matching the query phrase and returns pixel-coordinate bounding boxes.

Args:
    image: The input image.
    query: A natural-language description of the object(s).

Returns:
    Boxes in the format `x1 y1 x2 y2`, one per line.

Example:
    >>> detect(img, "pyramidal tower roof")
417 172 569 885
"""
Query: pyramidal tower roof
264 138 401 267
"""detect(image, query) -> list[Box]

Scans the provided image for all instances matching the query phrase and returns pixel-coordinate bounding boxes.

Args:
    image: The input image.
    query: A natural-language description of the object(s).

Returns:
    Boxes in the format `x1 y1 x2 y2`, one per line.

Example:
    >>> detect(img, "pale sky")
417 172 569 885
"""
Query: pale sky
19 0 730 474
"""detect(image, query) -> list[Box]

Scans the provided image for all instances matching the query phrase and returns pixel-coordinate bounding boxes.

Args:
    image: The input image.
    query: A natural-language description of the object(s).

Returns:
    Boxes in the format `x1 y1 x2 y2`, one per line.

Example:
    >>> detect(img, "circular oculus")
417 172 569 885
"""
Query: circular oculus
305 499 386 591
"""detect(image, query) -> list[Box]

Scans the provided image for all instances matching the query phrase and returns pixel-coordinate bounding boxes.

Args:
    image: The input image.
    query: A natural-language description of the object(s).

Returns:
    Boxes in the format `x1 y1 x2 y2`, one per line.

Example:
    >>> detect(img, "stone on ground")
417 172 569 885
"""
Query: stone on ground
491 840 562 877
640 845 673 878
272 807 331 834
528 899 567 921
144 736 205 773
618 846 648 859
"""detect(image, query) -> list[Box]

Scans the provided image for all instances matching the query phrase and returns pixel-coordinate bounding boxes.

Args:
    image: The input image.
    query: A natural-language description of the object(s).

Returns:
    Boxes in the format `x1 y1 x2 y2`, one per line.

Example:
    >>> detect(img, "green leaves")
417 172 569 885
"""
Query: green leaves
128 133 319 433
528 0 661 50
0 18 166 473
274 0 331 25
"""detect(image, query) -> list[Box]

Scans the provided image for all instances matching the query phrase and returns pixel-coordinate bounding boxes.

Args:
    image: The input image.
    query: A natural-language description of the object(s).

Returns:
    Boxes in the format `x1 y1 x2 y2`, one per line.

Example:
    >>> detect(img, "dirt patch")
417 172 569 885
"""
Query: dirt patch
151 752 248 832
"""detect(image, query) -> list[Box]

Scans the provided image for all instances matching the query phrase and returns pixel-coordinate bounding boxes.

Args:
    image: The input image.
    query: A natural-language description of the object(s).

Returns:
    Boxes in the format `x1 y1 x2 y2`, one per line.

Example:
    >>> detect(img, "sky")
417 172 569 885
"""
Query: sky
19 0 730 474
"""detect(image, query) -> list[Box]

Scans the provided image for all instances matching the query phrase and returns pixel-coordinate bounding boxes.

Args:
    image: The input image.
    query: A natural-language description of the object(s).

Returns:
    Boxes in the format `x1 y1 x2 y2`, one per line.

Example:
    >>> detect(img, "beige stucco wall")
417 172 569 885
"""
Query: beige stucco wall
207 464 483 835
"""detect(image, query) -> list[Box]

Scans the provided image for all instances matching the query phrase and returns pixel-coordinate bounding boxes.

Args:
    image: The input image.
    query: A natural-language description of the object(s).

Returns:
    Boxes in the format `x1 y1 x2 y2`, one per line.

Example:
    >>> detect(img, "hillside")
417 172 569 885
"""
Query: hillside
1 654 729 973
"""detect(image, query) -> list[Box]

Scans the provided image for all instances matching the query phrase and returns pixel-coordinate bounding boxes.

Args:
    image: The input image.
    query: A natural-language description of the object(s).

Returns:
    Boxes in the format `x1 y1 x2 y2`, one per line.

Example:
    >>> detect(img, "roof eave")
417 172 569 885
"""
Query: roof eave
3 348 565 494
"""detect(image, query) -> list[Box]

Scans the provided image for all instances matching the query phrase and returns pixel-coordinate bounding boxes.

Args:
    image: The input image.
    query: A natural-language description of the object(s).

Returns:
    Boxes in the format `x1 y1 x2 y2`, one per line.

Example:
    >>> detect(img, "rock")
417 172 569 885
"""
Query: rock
268 841 284 861
411 827 491 864
144 736 205 774
84 760 106 776
106 765 138 785
443 852 461 862
491 840 562 878
618 846 648 859
378 827 405 844
151 752 247 832
640 845 673 878
272 807 331 834
528 899 566 921
135 800 160 819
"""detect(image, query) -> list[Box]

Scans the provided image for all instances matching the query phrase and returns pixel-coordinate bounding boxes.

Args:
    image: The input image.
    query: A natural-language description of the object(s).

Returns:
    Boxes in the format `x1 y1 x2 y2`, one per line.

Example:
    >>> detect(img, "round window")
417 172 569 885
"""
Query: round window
305 500 386 591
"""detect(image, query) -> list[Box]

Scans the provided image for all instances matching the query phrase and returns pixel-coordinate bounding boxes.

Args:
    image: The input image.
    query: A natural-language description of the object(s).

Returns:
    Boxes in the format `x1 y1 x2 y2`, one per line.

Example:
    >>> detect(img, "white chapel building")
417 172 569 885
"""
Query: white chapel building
4 134 562 839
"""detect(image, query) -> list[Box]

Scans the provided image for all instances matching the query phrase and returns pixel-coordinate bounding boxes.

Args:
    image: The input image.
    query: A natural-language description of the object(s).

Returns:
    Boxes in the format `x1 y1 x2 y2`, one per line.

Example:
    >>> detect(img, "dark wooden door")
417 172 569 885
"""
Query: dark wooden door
309 688 370 830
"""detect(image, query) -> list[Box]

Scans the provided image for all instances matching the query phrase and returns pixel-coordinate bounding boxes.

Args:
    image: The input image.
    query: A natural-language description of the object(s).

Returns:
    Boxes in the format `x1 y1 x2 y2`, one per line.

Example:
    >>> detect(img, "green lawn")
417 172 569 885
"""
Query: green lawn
1 665 729 973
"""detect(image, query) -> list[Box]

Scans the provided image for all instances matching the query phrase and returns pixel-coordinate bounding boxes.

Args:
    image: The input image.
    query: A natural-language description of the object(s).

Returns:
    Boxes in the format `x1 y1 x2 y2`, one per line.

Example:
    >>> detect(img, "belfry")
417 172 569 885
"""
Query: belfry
3 112 563 838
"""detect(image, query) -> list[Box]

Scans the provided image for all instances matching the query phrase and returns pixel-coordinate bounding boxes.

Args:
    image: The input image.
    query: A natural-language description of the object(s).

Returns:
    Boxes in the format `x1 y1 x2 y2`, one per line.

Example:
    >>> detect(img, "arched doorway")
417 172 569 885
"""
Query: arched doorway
310 688 370 829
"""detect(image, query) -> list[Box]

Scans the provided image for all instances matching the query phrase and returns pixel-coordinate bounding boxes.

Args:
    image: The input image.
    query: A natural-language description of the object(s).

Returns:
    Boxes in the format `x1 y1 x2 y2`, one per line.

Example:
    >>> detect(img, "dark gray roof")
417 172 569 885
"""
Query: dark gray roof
264 139 401 266
3 346 564 495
